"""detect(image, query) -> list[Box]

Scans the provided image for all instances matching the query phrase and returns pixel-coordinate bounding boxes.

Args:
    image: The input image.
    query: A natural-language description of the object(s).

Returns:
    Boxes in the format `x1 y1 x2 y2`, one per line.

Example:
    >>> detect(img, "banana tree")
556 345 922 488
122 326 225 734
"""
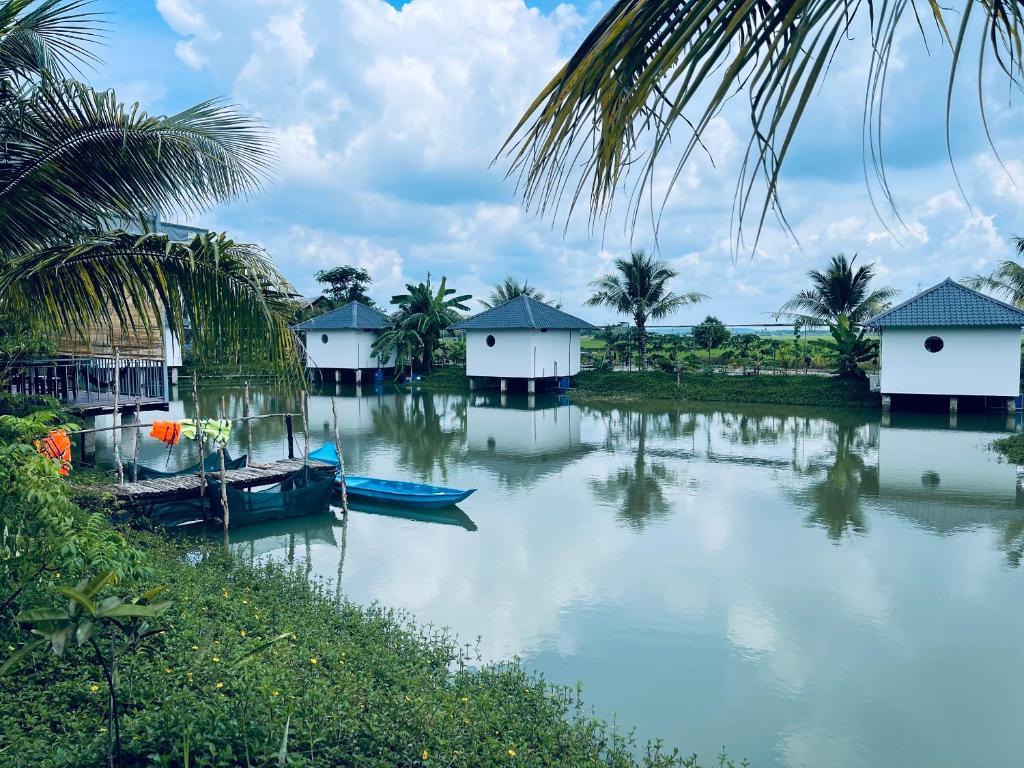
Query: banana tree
828 315 878 379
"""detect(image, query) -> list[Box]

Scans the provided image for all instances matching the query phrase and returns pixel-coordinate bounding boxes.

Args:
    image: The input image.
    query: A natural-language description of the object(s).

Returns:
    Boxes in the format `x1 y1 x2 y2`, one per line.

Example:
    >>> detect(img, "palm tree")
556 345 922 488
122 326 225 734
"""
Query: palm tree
480 277 553 309
776 254 898 327
964 237 1024 307
500 0 1013 248
371 324 423 382
586 249 705 370
0 1 296 370
389 275 471 372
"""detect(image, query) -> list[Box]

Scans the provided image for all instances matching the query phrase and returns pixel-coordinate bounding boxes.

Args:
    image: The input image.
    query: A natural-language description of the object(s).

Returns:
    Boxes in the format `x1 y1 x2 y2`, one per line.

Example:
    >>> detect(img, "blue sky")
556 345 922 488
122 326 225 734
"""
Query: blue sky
89 0 1024 324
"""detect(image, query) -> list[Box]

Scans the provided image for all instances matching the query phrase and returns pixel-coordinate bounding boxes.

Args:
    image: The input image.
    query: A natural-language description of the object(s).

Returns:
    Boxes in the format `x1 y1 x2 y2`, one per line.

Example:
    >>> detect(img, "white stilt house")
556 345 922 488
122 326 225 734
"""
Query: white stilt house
865 278 1024 413
294 301 394 383
450 296 595 392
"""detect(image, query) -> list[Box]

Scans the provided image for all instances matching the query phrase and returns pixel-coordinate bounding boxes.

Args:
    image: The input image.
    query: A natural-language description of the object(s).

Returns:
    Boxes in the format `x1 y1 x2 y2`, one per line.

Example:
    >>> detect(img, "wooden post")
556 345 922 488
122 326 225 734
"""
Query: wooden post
244 380 253 460
301 394 309 466
112 348 123 485
285 415 295 459
331 397 349 516
131 396 141 483
193 376 206 518
218 445 229 533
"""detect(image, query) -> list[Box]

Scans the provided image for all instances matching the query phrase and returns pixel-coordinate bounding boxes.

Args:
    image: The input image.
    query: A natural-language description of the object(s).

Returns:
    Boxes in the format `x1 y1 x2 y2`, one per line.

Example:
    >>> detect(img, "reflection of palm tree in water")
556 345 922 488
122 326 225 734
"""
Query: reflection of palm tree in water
371 391 462 480
590 411 675 530
802 422 878 542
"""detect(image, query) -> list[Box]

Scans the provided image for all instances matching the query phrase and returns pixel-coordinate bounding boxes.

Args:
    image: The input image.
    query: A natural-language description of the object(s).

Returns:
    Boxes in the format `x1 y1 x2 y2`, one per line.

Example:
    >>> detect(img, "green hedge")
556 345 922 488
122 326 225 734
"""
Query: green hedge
574 371 880 409
1 534 723 767
416 367 471 392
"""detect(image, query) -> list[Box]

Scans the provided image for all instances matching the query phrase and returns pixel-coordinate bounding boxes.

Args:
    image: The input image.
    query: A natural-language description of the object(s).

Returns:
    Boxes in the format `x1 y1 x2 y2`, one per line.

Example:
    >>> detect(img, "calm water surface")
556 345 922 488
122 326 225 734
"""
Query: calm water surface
91 384 1024 767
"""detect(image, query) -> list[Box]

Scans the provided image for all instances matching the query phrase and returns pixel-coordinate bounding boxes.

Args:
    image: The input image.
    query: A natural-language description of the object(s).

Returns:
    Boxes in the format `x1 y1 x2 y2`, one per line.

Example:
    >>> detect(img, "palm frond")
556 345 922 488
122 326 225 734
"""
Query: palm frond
0 230 300 375
499 0 1020 250
0 0 100 84
0 81 272 254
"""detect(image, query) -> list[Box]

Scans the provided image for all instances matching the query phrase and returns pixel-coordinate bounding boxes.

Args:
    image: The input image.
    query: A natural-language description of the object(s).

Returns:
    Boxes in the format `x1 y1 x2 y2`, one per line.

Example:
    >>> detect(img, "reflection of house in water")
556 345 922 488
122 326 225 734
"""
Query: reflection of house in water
465 393 592 486
872 415 1024 560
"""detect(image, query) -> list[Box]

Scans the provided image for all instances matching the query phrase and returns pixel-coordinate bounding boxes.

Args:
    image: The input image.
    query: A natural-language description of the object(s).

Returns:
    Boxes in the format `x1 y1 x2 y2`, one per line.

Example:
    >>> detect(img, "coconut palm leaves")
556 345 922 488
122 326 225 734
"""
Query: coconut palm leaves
0 1 294 371
389 276 471 372
481 277 548 309
963 237 1024 307
371 325 423 381
586 249 705 369
500 0 1013 247
0 230 300 372
776 254 898 326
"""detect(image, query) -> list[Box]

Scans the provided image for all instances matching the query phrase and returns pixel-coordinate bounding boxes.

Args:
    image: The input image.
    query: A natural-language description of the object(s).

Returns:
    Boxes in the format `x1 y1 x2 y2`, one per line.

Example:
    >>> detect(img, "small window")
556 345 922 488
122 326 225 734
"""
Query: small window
486 334 496 347
321 333 329 344
540 328 549 333
924 336 944 353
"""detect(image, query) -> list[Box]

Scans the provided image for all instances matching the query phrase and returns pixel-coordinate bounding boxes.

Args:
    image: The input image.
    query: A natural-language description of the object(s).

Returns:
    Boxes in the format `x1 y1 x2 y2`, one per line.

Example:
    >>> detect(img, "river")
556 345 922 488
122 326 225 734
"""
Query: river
88 383 1024 768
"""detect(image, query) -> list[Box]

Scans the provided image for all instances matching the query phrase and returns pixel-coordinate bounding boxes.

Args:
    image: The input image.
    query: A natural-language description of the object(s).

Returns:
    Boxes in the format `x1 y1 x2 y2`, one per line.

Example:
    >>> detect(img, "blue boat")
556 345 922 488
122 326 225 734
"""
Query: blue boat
309 443 476 508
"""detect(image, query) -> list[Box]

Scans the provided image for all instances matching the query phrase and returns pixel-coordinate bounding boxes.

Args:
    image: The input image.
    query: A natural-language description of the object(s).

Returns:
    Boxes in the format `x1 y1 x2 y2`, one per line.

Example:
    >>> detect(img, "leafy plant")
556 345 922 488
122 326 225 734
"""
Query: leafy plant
776 254 898 326
2 572 171 766
372 324 424 381
313 265 374 307
389 275 471 372
827 316 878 379
480 277 550 308
692 316 730 361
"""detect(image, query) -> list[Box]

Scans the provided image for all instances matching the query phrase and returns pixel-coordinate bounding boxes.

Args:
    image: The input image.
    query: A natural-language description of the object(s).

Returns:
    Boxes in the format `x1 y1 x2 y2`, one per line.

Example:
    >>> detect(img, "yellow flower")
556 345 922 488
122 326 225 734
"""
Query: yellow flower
99 727 107 733
164 667 173 674
309 657 318 665
241 598 249 604
215 681 224 689
422 749 429 761
6 645 13 652
222 590 229 598
508 749 516 757
272 690 280 697
461 697 468 703
90 684 99 693
239 630 247 637
191 645 199 650
186 672 193 679
212 656 220 663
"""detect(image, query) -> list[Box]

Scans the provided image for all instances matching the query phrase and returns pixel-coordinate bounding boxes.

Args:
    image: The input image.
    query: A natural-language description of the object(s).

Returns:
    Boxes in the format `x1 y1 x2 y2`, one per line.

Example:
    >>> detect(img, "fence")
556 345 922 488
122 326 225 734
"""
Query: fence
5 355 168 411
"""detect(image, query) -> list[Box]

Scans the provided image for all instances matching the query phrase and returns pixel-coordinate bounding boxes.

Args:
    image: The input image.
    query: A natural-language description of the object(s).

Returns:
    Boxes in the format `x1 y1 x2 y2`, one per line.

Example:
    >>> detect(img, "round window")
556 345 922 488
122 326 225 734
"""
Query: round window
924 336 944 353
321 333 329 344
486 334 496 348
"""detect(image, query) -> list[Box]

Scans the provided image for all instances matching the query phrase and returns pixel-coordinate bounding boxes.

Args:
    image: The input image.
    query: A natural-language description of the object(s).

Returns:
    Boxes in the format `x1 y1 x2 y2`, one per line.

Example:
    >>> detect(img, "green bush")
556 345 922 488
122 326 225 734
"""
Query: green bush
417 367 471 392
575 370 880 409
0 535 728 767
992 433 1024 464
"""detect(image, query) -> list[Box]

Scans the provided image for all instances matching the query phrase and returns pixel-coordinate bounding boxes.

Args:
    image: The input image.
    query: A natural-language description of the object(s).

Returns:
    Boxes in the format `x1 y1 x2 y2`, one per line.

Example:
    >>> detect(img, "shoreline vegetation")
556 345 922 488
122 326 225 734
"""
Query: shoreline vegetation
991 432 1024 463
1 530 730 768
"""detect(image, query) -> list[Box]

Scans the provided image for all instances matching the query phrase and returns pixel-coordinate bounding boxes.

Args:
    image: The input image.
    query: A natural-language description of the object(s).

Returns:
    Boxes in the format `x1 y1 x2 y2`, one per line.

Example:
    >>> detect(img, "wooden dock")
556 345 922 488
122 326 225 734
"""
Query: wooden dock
105 459 335 503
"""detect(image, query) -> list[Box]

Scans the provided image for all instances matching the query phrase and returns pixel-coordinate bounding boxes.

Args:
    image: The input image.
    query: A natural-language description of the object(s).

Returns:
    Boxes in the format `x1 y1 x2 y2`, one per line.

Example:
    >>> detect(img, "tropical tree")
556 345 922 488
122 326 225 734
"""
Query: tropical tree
389 276 471 372
586 249 705 370
0 0 296 371
964 237 1024 307
481 277 550 309
776 254 898 327
501 0 1022 248
692 316 730 361
314 265 374 307
371 324 423 382
828 315 878 379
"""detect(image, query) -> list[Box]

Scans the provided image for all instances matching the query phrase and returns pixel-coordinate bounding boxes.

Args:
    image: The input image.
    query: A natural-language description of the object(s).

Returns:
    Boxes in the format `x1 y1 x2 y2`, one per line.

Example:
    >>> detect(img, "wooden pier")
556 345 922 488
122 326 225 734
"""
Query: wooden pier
105 459 335 503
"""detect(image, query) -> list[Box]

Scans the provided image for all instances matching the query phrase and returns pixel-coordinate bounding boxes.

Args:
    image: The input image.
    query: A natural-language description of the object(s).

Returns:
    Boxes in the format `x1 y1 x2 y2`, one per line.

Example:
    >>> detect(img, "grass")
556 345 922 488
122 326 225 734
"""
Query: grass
574 370 881 409
416 367 471 392
0 532 725 768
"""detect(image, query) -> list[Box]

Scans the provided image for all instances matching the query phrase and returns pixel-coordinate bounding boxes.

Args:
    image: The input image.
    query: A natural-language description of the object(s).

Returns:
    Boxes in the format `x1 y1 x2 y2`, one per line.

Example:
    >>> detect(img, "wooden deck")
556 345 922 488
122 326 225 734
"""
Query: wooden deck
105 459 335 503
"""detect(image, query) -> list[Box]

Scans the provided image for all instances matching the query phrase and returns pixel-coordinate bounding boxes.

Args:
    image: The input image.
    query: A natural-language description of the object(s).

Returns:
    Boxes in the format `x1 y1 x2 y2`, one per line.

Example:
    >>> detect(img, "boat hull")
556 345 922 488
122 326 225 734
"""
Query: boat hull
339 475 475 508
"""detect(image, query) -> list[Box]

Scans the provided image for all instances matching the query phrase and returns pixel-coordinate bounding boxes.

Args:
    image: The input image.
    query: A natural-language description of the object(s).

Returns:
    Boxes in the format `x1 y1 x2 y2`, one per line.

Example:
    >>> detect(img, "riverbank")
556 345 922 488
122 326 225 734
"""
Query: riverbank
991 432 1024 463
573 371 880 409
1 530 718 767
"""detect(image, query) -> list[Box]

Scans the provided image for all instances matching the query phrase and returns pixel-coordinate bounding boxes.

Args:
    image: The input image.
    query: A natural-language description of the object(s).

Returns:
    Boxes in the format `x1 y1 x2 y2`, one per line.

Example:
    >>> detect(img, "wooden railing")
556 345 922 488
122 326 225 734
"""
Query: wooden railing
5 355 168 409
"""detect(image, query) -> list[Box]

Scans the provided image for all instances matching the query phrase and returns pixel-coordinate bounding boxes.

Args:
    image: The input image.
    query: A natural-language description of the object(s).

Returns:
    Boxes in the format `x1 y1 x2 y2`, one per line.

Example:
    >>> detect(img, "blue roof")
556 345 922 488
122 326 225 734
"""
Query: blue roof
293 301 389 331
865 278 1024 328
450 295 595 331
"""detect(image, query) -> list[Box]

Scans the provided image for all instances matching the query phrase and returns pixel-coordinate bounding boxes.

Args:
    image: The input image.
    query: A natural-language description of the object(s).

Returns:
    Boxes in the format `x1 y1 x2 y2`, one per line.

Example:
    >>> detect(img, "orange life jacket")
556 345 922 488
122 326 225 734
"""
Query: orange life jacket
149 421 182 446
35 429 71 476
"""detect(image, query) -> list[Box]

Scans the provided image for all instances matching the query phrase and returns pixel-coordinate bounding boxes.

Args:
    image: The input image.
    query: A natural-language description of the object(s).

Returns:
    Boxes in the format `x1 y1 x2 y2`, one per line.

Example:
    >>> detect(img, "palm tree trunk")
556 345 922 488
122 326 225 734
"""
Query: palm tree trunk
635 316 647 371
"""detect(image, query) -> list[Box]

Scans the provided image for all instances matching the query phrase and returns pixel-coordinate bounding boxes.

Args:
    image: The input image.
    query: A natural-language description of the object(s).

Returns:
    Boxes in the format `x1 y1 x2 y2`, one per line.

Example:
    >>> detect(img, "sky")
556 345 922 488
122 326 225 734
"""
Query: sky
88 0 1024 325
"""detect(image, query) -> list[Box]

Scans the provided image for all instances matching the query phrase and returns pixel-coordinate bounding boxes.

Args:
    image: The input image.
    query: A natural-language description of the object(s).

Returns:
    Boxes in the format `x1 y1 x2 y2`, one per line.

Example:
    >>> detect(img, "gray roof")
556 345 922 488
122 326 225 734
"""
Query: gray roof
451 295 595 331
865 278 1024 328
293 301 389 331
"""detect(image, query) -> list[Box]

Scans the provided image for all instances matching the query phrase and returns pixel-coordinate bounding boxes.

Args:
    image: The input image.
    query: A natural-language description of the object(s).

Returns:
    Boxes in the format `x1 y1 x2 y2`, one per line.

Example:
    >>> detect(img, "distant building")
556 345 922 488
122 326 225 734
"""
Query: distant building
865 278 1024 412
293 301 394 381
450 296 595 392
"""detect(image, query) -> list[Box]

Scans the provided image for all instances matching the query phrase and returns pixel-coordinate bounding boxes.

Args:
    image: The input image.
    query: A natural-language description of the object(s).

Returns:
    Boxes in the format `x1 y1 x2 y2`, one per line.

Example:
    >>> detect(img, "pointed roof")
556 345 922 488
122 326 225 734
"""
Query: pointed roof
865 278 1024 328
293 301 389 331
450 295 595 331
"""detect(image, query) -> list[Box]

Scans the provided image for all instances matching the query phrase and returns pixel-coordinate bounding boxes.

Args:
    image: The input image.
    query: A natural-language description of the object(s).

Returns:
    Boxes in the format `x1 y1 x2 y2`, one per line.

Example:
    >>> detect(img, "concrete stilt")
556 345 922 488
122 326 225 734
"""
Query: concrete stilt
881 394 892 411
949 412 958 429
468 377 475 391
527 394 536 409
355 369 362 384
500 393 508 407
334 369 341 383
169 367 179 385
527 379 536 394
949 396 958 415
1008 397 1017 414
881 411 891 427
500 378 508 393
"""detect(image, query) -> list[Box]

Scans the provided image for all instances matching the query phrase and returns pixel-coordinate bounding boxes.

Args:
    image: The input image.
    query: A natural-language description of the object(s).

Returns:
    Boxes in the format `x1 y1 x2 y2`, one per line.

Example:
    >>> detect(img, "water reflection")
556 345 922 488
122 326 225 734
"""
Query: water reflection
91 387 1024 768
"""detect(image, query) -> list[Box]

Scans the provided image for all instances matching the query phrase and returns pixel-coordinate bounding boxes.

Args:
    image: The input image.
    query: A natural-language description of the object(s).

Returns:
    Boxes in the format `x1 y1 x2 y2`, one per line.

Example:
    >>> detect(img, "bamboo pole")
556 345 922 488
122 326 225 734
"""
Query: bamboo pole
335 515 348 607
218 396 230 533
331 397 349 517
131 396 141 483
193 376 206 518
112 348 123 485
244 380 253 460
300 394 309 467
